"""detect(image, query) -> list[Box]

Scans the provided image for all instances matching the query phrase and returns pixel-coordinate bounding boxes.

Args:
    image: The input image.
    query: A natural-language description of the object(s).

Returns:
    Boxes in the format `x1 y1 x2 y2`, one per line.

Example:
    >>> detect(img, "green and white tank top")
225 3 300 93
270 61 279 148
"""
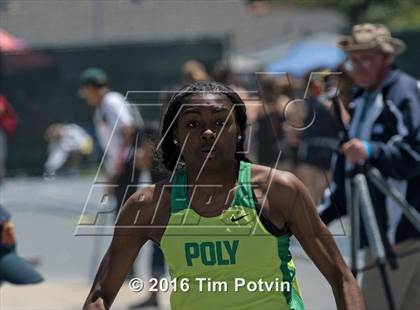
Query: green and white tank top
159 160 305 309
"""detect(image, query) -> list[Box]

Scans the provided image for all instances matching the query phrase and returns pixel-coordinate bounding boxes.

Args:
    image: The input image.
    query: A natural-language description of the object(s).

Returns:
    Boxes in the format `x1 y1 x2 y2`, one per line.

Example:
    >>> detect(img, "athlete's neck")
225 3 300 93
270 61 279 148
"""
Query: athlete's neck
185 160 239 186
184 160 239 214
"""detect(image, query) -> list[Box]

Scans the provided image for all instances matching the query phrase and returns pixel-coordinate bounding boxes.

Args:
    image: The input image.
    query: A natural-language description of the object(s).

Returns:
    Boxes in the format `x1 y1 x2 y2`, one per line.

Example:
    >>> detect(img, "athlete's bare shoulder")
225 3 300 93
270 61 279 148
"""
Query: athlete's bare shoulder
117 179 172 228
250 162 316 229
250 163 309 218
250 163 301 197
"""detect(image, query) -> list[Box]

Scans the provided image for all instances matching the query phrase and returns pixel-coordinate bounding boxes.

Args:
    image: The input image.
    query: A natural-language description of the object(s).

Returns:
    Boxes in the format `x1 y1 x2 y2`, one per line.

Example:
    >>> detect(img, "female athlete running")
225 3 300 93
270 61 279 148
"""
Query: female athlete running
83 82 364 310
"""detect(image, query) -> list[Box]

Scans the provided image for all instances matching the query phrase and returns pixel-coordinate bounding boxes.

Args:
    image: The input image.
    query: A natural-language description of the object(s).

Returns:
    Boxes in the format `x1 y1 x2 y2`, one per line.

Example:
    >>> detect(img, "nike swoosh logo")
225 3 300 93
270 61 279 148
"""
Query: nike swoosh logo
231 214 250 222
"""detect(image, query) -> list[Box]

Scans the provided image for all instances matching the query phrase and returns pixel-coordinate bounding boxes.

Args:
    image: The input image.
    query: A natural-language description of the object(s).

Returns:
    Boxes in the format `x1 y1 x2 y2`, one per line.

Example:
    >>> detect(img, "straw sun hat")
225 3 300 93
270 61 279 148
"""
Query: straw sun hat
337 23 406 55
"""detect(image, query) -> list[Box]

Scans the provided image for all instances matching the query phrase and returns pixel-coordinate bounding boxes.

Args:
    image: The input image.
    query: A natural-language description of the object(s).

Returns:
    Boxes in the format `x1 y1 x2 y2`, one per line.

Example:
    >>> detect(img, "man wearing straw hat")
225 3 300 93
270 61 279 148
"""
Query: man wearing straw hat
319 24 420 309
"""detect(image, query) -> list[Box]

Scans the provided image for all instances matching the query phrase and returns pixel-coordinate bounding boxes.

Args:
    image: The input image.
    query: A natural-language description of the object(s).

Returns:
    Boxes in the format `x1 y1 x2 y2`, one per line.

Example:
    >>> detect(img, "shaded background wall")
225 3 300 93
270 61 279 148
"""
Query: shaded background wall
394 30 420 78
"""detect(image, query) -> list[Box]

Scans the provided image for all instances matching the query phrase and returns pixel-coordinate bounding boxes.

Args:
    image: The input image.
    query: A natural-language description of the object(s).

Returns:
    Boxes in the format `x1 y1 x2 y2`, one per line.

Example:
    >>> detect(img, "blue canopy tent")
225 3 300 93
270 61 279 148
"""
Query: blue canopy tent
266 39 346 77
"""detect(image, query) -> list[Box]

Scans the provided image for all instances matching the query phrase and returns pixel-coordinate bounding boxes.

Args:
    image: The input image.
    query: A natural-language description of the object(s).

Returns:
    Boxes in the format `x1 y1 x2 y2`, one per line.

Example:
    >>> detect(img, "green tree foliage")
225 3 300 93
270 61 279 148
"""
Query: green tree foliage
247 0 420 30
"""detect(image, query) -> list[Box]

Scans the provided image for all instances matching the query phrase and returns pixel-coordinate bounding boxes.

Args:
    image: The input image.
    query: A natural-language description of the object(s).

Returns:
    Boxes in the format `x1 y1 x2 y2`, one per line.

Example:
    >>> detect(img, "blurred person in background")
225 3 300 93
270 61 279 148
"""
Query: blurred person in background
212 61 239 88
255 75 297 171
324 64 356 115
43 123 93 176
0 94 18 185
295 71 340 204
319 24 420 309
318 65 354 130
182 59 210 84
79 67 144 212
212 62 256 122
0 204 43 287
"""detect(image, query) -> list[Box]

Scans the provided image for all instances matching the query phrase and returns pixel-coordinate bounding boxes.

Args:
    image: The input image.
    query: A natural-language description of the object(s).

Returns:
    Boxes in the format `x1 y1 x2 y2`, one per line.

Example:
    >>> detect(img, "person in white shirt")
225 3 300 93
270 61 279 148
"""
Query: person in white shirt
44 123 93 175
79 68 144 212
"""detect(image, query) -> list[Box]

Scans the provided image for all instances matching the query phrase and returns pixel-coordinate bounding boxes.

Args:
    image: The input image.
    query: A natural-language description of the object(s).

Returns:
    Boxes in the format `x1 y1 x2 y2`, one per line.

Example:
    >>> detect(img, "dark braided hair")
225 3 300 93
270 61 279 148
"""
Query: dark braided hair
160 82 250 171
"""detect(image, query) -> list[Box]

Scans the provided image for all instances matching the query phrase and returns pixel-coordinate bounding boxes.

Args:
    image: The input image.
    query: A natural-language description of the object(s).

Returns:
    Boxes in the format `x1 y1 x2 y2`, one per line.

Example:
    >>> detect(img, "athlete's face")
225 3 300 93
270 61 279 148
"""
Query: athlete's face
175 94 239 171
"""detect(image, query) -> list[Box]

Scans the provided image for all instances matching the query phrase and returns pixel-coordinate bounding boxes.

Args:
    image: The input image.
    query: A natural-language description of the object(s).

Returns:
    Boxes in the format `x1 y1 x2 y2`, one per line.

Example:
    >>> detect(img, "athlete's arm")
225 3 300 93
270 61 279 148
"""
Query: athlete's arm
269 171 365 310
83 186 157 310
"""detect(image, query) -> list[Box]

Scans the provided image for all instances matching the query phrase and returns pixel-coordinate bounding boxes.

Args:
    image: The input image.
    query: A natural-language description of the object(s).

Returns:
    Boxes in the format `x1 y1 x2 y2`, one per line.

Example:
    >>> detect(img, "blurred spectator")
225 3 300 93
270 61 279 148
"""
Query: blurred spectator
135 121 169 186
324 63 355 113
0 95 18 184
255 75 296 171
318 64 355 129
212 62 256 122
79 67 144 212
212 61 238 86
320 24 420 309
44 123 93 176
295 71 340 204
182 59 209 84
0 204 43 287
